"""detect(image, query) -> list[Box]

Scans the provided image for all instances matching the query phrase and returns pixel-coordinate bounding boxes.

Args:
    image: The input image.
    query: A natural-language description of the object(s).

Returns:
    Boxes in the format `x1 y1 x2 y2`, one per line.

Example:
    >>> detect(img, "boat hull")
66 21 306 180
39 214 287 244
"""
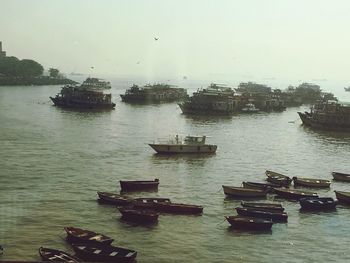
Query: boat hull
149 144 217 154
235 207 288 222
292 177 331 188
274 188 318 200
50 97 116 109
222 186 267 198
265 170 292 187
335 191 350 204
225 216 273 231
298 111 350 131
332 172 350 182
299 197 337 210
120 179 159 192
155 202 203 214
119 208 159 224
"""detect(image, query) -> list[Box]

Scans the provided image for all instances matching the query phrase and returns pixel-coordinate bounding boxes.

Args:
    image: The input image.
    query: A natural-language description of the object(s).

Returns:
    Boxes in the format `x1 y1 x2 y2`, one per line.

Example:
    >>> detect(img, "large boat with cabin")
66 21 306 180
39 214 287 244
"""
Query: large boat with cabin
149 135 217 154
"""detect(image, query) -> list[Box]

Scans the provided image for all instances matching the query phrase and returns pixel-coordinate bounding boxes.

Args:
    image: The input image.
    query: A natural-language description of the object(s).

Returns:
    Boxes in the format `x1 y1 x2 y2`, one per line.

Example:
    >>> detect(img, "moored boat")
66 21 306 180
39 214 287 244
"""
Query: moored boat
225 216 273 231
132 197 171 209
274 188 318 200
71 243 137 263
118 207 159 224
235 207 288 222
64 227 113 245
222 185 268 198
242 181 279 192
240 201 284 212
334 190 350 204
332 172 350 182
120 179 159 192
299 197 337 210
241 103 260 113
155 202 203 214
265 170 292 187
292 177 331 188
149 135 217 154
39 247 81 263
97 192 132 206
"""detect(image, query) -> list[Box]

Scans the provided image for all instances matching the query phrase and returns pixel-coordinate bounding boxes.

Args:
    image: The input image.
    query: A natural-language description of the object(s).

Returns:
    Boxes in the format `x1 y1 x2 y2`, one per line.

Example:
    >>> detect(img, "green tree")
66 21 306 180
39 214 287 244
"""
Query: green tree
17 59 43 77
49 68 60 78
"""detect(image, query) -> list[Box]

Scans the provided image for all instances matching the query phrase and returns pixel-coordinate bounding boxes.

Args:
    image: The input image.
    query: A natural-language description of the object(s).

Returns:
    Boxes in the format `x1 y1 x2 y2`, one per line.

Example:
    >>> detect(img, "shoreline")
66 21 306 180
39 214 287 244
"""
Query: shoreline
0 76 77 86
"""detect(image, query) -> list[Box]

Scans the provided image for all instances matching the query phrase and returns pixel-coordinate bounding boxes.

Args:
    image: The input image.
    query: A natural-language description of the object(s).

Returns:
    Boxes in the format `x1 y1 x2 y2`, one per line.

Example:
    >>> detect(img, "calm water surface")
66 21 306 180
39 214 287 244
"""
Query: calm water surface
1 82 350 263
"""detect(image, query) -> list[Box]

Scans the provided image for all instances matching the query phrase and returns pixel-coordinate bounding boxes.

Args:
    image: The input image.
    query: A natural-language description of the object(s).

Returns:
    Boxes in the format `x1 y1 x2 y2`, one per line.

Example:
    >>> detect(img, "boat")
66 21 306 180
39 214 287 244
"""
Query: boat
132 197 171 209
155 202 203 214
64 227 113 245
273 188 318 200
299 197 337 210
344 87 350 92
292 177 331 188
80 77 111 90
235 207 288 222
120 179 159 192
118 207 159 224
225 216 273 231
332 172 350 182
242 181 279 191
149 135 217 154
265 170 292 187
71 243 137 263
240 201 284 213
39 247 81 263
178 83 237 115
50 80 116 109
222 185 268 198
298 100 350 131
97 192 132 206
120 83 188 103
241 103 260 113
334 190 350 204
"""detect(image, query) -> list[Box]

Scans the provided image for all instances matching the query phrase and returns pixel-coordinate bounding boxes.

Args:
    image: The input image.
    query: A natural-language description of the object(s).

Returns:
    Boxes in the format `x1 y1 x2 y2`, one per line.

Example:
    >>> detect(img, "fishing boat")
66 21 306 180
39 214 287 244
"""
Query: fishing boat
274 188 318 200
242 181 279 191
39 247 81 263
155 202 203 214
222 186 268 198
332 172 350 182
334 190 350 204
149 135 217 154
118 207 159 224
292 177 331 188
71 243 137 263
241 103 260 113
64 227 113 245
265 170 292 187
225 216 273 231
235 207 288 222
97 192 132 206
240 201 284 212
132 197 171 209
120 179 159 192
299 197 337 210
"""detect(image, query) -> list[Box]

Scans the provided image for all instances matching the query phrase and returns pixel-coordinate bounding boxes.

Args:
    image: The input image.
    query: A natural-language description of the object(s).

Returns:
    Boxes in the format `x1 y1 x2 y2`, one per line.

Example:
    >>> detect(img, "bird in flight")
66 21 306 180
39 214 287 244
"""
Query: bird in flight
154 37 159 41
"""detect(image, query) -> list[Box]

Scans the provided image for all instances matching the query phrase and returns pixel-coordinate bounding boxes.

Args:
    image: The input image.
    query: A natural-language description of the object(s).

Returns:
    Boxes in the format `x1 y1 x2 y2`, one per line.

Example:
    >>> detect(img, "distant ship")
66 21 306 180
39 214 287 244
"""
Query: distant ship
149 135 217 154
178 83 237 115
50 78 115 109
120 83 188 103
298 100 350 131
344 87 350 92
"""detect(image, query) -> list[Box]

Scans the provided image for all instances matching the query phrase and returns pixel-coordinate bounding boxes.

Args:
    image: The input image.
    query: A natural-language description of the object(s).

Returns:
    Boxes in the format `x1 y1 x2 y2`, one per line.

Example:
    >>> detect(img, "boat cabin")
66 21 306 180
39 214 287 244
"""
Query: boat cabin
183 135 206 145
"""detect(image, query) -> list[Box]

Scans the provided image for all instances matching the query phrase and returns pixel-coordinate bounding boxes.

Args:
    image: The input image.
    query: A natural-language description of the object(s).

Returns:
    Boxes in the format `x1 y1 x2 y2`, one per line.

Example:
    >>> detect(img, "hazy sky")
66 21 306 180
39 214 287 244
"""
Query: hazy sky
1 0 350 83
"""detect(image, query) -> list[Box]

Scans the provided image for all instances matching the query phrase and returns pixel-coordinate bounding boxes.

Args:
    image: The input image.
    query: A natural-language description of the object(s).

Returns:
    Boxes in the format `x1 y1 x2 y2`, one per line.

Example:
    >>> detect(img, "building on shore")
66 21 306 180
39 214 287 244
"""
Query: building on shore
0 41 6 57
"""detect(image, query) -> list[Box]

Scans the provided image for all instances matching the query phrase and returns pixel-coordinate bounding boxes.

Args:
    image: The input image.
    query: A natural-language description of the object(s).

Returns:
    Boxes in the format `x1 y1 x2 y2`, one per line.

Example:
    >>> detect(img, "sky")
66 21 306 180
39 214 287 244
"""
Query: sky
1 0 350 85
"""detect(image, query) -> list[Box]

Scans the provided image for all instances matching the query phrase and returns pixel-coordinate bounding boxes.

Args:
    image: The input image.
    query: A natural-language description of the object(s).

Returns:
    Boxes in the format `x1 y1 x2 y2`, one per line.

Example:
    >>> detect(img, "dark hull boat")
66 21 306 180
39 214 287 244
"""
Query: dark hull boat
97 192 132 206
64 227 113 245
72 243 137 263
120 179 159 192
50 96 116 109
235 207 288 222
299 197 337 210
292 177 331 188
334 190 350 204
265 170 292 187
132 197 171 209
242 181 279 191
118 207 159 224
222 185 268 198
274 188 318 200
332 172 350 182
241 201 284 213
39 247 81 263
155 202 203 214
225 216 273 231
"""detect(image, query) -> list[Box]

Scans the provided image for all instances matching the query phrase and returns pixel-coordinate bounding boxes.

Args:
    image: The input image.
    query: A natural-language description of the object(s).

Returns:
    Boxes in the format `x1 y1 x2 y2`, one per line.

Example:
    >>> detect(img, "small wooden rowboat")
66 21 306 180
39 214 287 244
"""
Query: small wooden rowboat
155 202 203 214
332 172 350 182
39 247 81 263
235 207 287 222
292 177 331 188
265 170 292 187
240 201 284 212
118 207 159 223
222 186 268 198
97 192 132 206
334 190 350 204
71 243 137 263
299 197 337 210
225 216 273 231
274 188 318 200
132 197 171 209
120 179 159 192
64 227 113 245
